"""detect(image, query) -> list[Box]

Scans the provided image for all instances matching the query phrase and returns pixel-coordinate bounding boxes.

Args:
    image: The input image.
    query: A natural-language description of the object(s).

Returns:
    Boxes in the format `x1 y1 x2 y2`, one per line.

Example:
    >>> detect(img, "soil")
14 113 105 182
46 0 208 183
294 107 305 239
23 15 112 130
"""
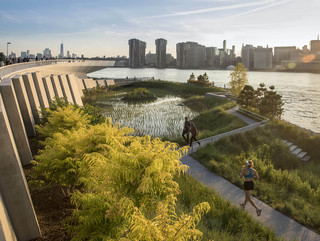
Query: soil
24 167 73 241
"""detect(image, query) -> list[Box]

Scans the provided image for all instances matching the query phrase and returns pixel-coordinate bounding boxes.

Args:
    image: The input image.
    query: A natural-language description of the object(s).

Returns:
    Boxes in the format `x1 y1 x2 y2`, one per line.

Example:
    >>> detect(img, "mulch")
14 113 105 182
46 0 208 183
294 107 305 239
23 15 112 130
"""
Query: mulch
24 167 73 241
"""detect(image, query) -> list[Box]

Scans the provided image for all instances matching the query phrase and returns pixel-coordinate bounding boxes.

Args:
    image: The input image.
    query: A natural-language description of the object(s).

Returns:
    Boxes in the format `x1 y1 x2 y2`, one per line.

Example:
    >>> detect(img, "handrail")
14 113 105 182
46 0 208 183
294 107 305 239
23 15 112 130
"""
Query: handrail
237 107 269 122
0 59 111 81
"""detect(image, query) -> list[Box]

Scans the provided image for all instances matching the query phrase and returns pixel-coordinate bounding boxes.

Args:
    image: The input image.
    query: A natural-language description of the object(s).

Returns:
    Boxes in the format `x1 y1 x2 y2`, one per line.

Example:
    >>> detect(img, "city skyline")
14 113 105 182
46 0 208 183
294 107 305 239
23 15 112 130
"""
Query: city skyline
0 0 319 57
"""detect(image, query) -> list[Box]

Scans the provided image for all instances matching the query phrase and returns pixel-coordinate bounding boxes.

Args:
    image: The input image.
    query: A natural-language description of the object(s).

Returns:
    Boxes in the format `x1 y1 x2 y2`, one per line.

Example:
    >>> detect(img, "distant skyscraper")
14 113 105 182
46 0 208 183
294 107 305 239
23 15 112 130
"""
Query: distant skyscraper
310 36 320 60
254 46 273 69
43 48 52 58
21 51 27 59
36 53 43 59
26 50 30 57
60 42 64 58
155 38 167 68
223 40 227 50
241 44 255 69
128 39 146 68
67 51 70 58
176 42 205 69
274 46 297 65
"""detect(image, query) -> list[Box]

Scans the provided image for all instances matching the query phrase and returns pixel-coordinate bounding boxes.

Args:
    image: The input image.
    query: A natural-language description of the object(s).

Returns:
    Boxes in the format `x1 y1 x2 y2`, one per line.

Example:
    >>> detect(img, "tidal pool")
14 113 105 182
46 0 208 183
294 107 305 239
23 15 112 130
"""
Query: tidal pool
98 96 198 138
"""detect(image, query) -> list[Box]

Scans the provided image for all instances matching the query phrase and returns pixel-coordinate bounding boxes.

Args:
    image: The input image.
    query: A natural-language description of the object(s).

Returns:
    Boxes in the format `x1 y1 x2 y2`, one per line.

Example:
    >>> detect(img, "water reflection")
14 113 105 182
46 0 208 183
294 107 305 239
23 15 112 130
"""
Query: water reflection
98 96 198 138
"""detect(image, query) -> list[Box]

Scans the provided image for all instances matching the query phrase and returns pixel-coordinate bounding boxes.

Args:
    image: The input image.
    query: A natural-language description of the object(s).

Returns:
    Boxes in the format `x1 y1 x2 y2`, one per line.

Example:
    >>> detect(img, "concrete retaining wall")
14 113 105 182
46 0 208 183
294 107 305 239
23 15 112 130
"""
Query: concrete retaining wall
0 71 85 240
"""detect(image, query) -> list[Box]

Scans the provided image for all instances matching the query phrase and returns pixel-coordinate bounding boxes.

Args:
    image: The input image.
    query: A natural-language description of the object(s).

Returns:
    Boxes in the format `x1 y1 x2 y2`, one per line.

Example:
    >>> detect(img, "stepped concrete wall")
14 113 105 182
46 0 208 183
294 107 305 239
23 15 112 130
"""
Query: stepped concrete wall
58 75 74 104
0 79 32 165
0 94 40 241
22 73 41 124
42 76 56 103
31 72 49 108
0 61 113 240
0 193 17 241
12 75 36 137
50 75 64 98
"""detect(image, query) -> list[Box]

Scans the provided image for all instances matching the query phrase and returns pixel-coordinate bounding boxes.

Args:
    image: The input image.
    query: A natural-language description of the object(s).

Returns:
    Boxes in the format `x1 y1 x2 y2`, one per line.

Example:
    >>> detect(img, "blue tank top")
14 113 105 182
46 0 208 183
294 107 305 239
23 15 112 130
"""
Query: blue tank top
244 168 254 178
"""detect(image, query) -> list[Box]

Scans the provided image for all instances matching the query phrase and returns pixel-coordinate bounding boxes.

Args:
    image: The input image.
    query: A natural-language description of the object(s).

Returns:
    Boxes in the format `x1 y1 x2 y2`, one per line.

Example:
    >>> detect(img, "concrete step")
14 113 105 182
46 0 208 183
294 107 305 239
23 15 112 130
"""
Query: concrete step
290 145 298 152
297 151 307 159
301 155 311 162
292 148 302 155
286 142 293 147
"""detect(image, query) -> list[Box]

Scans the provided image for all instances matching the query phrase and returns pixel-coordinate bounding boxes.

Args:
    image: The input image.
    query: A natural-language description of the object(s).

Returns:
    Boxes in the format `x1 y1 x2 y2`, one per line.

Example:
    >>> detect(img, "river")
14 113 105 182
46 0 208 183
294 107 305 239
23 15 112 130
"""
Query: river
88 68 320 133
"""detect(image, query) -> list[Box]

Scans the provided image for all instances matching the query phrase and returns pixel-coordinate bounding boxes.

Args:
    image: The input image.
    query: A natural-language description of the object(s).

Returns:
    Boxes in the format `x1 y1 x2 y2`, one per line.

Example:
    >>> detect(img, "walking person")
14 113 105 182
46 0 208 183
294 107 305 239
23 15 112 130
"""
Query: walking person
182 117 191 144
240 160 262 216
189 122 200 147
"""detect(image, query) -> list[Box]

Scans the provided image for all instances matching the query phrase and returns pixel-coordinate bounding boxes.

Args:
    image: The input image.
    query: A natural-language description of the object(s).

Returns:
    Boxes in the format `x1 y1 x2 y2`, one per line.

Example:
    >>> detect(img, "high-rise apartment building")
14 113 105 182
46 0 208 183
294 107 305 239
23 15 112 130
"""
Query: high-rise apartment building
128 39 146 68
310 36 320 60
59 42 64 58
274 46 297 65
155 38 167 68
43 48 52 58
21 52 27 59
205 47 216 67
254 46 273 69
176 42 205 69
241 44 255 69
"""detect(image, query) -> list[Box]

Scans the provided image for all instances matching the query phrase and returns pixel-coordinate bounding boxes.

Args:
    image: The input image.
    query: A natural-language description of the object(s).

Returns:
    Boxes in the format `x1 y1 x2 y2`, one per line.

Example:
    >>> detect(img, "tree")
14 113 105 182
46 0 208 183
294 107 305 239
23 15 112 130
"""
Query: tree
229 62 248 97
238 85 256 108
259 85 284 119
255 83 267 108
188 73 195 81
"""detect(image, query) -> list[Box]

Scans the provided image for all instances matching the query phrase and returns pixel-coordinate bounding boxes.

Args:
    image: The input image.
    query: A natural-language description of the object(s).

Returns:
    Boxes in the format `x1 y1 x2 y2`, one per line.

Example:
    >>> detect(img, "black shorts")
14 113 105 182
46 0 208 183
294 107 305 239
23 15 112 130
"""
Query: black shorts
182 129 189 135
244 181 254 190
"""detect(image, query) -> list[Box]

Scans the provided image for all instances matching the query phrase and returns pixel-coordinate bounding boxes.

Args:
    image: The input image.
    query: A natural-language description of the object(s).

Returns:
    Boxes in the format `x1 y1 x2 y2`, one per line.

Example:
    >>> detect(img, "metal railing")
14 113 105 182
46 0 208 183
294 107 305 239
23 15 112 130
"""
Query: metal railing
236 107 269 122
0 59 111 80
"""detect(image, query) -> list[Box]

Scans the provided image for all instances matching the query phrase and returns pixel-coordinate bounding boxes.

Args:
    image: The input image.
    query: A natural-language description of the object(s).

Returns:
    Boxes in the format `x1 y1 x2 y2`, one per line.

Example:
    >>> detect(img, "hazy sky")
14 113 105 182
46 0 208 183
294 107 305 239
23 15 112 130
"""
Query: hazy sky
0 0 319 57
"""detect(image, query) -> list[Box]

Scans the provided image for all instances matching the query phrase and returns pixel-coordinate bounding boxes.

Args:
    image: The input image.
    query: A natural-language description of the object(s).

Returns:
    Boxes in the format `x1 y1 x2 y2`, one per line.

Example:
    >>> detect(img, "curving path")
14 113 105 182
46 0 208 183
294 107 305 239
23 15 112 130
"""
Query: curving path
182 108 320 241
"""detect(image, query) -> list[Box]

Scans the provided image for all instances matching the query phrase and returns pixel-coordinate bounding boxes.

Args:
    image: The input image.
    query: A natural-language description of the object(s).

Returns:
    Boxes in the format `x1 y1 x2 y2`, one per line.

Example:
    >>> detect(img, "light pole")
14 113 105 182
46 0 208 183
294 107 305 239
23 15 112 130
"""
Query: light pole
7 42 11 58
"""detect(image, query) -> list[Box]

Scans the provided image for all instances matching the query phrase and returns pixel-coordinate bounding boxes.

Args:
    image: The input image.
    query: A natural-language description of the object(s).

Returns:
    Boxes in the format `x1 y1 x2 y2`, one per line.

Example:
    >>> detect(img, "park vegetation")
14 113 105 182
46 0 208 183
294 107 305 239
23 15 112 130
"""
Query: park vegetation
29 98 278 240
192 122 320 232
187 72 212 86
238 83 284 119
122 87 157 101
228 62 248 97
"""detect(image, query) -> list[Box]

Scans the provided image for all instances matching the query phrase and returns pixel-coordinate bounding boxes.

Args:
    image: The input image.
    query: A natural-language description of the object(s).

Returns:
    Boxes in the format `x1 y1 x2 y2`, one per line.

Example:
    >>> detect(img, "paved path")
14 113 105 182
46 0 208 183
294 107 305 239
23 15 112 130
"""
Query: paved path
181 156 320 241
226 106 258 125
182 108 320 240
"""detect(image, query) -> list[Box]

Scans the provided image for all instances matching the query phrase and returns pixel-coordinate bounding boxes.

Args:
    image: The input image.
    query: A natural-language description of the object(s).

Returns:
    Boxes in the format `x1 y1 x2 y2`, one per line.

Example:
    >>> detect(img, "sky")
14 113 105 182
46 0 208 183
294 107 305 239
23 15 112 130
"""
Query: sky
0 0 319 58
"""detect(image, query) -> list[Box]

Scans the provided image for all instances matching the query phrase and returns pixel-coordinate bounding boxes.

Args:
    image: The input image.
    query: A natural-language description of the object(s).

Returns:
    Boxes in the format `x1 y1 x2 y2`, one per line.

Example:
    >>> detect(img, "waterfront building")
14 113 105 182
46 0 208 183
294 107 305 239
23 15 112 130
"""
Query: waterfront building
9 52 16 58
67 51 70 58
241 44 255 70
43 48 52 58
205 47 216 68
146 51 156 67
166 53 174 66
254 46 273 69
128 38 146 68
274 46 298 65
29 54 35 59
21 51 27 59
59 42 64 58
223 40 226 50
176 41 205 69
155 38 167 68
27 50 30 57
36 53 43 59
310 36 320 60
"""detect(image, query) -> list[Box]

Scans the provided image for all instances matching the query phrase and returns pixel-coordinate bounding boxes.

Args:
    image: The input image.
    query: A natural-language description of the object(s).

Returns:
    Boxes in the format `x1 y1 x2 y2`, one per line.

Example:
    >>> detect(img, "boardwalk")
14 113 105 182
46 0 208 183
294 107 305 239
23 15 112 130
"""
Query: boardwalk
182 108 320 241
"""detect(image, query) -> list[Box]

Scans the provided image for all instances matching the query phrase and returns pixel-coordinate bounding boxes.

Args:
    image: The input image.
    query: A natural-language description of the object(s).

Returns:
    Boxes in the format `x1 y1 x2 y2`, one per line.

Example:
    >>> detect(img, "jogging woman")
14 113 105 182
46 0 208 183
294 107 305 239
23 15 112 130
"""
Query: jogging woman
240 160 262 216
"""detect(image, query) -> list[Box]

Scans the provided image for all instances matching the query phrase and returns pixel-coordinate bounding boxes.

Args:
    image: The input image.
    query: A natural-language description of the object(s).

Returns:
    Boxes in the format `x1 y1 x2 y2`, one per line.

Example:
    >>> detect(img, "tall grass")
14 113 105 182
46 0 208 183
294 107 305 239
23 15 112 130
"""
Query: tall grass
176 174 278 240
191 126 320 232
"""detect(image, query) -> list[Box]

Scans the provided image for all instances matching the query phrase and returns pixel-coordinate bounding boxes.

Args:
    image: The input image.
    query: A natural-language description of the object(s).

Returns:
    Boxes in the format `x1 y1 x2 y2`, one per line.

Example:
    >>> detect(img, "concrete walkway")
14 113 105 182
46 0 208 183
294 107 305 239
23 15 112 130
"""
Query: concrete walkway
181 155 320 241
226 106 258 125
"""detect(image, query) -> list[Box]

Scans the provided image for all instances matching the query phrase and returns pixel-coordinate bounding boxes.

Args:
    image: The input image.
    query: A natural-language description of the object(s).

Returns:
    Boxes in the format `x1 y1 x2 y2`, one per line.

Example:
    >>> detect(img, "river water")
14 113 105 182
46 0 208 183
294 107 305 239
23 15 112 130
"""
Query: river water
88 68 320 133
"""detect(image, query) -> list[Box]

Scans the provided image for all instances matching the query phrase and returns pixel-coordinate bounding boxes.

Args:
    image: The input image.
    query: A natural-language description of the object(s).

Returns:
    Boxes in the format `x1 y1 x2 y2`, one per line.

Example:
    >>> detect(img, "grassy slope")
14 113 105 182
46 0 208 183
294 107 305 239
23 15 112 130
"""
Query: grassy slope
176 174 278 241
191 123 320 232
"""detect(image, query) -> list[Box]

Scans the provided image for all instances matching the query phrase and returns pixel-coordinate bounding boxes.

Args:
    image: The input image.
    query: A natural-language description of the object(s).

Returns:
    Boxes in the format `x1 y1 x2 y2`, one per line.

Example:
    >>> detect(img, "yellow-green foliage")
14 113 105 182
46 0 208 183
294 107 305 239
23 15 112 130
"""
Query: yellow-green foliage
122 88 156 101
33 105 210 240
36 105 90 138
229 62 248 97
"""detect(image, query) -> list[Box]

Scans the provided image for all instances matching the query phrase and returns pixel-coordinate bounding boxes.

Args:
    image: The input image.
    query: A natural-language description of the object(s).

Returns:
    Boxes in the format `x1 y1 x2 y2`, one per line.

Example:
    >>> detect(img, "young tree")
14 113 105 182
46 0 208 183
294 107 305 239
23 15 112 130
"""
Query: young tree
229 62 248 97
259 85 284 119
238 85 256 108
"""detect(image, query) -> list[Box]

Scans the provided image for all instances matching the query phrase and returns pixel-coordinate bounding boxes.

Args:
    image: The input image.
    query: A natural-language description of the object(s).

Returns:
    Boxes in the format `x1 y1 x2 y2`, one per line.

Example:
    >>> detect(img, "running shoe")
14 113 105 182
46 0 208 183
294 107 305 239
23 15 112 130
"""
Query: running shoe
256 209 262 216
240 202 245 210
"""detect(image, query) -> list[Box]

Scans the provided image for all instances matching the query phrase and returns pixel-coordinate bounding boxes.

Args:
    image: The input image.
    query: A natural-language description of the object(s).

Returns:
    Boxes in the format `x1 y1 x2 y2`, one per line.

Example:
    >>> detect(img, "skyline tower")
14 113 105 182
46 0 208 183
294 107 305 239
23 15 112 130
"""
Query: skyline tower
60 42 64 58
155 38 167 68
128 38 146 68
